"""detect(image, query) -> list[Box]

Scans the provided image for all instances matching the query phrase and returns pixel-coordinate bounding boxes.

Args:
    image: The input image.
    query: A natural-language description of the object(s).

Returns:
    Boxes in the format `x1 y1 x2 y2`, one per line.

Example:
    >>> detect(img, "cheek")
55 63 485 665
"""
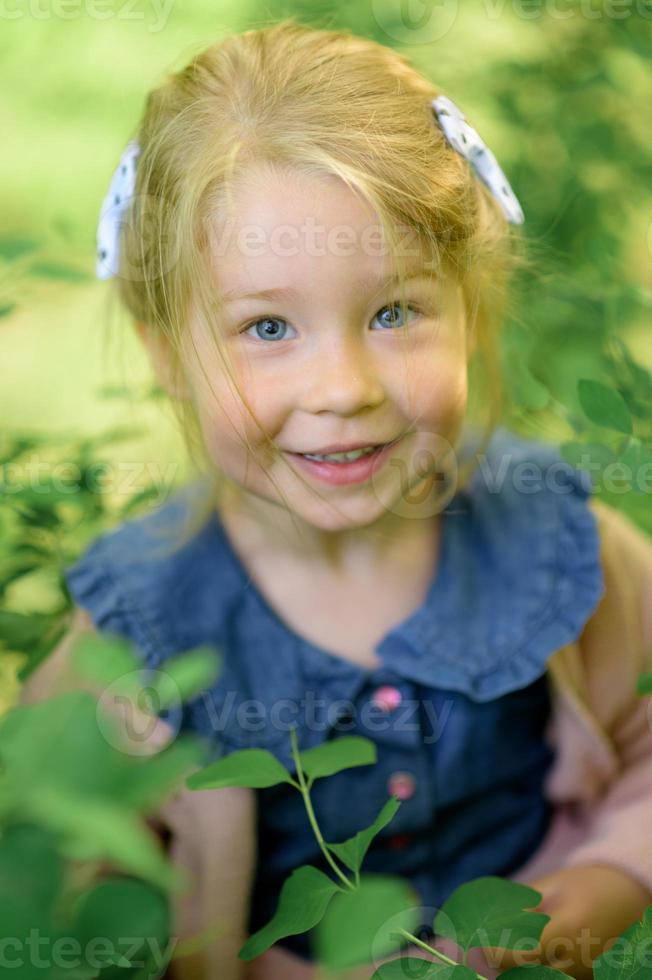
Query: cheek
194 366 285 456
407 358 468 422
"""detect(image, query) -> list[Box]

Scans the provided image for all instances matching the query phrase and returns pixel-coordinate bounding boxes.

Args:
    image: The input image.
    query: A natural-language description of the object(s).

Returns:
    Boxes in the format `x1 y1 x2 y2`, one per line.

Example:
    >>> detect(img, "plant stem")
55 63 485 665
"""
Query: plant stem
397 928 489 980
289 727 355 892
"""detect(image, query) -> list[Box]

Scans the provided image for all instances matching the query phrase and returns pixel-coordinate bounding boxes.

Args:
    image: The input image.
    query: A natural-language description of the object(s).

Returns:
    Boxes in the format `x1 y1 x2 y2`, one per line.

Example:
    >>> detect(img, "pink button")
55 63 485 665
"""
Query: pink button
372 685 402 712
387 771 416 800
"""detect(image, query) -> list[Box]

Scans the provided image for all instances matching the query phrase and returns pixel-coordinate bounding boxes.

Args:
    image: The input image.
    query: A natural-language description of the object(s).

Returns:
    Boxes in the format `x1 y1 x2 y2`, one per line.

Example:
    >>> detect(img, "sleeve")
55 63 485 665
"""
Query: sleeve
561 498 652 899
63 534 146 652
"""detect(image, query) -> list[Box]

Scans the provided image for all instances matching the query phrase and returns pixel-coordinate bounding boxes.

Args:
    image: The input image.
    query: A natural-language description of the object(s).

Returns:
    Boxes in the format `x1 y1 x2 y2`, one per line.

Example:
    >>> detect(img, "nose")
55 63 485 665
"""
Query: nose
299 334 385 415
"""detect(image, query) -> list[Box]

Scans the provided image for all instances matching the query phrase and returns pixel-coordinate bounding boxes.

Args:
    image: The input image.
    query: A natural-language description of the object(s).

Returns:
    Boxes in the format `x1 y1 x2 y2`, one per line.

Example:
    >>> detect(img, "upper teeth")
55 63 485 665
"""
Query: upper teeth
302 446 378 462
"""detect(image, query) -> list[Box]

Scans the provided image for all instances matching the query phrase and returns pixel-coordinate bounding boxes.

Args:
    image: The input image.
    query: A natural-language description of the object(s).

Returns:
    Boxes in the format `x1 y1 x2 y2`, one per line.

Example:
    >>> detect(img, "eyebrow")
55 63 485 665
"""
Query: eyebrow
219 269 435 304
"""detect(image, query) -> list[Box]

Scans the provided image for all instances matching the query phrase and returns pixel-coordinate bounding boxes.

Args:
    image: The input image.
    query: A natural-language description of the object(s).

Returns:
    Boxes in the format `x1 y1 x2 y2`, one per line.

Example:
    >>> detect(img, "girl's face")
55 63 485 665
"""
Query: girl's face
183 164 469 538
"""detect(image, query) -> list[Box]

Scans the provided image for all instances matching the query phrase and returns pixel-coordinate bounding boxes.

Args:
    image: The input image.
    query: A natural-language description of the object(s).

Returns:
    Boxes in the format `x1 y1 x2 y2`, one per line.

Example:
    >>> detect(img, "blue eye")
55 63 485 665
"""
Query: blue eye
241 302 422 342
243 317 293 342
371 302 421 330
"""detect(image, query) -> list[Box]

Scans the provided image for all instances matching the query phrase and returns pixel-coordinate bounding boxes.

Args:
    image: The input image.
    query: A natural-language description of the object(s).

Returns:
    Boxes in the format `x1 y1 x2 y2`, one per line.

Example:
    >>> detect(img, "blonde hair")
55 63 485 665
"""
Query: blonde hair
109 17 528 561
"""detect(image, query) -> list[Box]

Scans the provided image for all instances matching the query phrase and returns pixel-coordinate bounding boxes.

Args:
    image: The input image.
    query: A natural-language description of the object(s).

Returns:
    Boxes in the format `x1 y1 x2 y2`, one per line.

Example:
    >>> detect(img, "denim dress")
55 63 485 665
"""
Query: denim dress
63 425 605 962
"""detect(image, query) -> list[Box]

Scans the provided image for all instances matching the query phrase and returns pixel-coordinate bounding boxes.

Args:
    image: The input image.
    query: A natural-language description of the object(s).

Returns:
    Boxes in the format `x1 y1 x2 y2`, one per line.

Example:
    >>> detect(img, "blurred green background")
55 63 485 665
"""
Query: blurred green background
1 1 651 643
1 6 651 969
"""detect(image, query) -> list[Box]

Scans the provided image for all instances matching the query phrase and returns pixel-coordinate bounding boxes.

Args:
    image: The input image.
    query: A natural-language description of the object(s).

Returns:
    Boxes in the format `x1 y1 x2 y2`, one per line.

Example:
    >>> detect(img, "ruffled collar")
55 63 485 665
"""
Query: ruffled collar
99 425 605 766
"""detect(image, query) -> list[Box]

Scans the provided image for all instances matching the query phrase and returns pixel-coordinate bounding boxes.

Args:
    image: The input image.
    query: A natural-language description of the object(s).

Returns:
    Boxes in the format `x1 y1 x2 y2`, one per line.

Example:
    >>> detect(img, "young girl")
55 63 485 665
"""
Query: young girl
23 19 652 980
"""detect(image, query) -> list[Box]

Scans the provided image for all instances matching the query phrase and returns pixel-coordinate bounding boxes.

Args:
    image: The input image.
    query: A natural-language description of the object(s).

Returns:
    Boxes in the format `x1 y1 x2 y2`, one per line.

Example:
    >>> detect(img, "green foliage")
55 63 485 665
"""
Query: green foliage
592 906 652 978
636 672 652 696
239 866 341 961
0 824 172 980
434 877 549 956
577 379 633 436
0 684 202 888
187 726 652 977
69 877 170 973
186 747 297 791
327 796 401 874
299 734 377 781
315 875 422 969
0 556 223 979
144 645 224 713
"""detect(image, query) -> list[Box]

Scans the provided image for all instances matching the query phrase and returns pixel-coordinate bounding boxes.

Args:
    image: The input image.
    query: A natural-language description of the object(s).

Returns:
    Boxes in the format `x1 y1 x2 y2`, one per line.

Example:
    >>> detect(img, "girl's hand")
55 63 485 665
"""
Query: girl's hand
481 864 652 979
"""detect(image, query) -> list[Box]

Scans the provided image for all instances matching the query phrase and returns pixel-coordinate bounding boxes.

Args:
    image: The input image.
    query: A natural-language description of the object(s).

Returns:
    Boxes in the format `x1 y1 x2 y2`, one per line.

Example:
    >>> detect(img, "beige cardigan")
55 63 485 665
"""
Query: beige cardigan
511 497 652 891
21 497 652 979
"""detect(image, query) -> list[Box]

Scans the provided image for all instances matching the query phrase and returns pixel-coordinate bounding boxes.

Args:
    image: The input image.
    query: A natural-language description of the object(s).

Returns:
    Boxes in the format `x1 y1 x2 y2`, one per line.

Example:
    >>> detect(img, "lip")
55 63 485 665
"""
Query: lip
287 436 403 487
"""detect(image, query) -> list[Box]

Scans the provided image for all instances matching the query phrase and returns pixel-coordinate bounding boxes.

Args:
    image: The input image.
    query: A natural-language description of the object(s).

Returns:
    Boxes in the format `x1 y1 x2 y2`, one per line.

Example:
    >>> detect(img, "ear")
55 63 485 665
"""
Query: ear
134 321 192 401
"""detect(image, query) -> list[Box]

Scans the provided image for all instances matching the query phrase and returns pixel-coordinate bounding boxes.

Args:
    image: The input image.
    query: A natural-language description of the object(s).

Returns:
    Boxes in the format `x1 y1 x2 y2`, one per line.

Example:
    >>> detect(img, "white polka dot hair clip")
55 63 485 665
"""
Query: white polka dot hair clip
432 95 524 225
96 139 141 280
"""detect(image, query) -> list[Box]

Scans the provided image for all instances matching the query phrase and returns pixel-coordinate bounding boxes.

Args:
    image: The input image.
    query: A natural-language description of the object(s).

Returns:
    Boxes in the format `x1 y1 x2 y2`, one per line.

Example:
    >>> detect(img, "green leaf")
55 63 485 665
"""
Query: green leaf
593 904 652 979
148 645 222 711
238 865 340 961
327 796 401 873
435 877 549 954
73 876 171 970
371 961 476 978
69 632 141 690
315 873 421 969
0 610 52 649
117 736 206 811
21 787 181 892
577 379 633 435
11 481 79 508
636 673 652 696
186 748 295 791
0 691 156 804
0 825 64 980
299 735 377 780
0 823 62 921
0 302 16 318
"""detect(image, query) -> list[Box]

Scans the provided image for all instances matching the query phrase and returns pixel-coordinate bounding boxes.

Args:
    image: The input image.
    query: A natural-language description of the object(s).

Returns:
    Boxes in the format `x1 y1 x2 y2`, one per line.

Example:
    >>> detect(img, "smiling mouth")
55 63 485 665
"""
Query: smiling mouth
289 437 402 459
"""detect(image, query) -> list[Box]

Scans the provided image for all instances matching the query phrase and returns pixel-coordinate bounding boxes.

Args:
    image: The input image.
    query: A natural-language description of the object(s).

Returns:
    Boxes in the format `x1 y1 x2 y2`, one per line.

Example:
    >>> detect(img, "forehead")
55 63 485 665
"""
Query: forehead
204 163 437 299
